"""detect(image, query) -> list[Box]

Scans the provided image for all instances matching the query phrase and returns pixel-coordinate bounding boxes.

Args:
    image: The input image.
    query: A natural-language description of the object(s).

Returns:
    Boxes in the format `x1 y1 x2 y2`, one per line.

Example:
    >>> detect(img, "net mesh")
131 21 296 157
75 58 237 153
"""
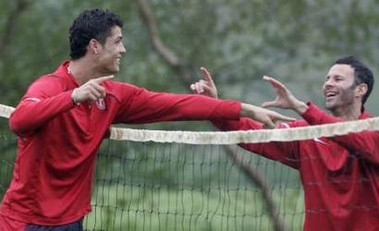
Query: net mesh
0 103 378 231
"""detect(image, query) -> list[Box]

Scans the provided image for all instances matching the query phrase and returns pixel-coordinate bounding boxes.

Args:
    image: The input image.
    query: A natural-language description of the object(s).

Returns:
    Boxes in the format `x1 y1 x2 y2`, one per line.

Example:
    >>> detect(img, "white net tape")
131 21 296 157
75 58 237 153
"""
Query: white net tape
0 104 15 119
1 104 379 144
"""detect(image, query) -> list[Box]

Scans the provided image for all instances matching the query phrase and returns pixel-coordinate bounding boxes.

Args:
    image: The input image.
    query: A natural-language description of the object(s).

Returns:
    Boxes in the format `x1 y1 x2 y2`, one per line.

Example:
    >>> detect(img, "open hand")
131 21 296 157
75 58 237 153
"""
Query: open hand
261 75 308 115
262 76 300 109
241 103 295 128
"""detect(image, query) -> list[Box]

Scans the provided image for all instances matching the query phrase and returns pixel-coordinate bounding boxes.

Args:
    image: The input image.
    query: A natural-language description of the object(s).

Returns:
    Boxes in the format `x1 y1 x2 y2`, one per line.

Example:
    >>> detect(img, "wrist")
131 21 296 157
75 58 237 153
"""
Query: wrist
240 103 256 118
293 101 308 115
71 89 80 105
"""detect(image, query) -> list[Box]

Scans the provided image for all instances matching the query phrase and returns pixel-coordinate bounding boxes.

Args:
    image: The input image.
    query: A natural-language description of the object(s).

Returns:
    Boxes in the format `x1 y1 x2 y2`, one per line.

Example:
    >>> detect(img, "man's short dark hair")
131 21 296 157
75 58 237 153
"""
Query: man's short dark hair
334 56 374 105
69 9 123 60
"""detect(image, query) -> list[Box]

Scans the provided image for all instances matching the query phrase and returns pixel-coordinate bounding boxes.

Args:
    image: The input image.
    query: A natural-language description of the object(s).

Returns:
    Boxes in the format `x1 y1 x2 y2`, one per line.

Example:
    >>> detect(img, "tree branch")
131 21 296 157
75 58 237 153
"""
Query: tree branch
225 145 287 231
137 2 286 230
137 0 180 67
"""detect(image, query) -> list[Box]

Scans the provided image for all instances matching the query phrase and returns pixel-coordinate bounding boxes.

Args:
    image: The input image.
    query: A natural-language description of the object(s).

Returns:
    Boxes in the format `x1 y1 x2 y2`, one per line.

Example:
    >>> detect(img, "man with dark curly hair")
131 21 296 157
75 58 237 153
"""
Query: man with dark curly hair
0 9 293 230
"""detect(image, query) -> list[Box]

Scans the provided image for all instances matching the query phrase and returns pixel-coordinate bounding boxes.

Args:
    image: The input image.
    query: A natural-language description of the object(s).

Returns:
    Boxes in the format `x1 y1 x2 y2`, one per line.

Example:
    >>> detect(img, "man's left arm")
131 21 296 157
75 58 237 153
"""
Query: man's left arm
301 103 379 163
262 75 379 164
113 84 294 128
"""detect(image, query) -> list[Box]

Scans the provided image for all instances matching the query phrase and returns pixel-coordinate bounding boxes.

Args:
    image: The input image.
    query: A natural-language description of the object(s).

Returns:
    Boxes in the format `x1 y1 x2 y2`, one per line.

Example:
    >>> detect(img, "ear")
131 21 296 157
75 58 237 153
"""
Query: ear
355 83 368 98
88 39 102 54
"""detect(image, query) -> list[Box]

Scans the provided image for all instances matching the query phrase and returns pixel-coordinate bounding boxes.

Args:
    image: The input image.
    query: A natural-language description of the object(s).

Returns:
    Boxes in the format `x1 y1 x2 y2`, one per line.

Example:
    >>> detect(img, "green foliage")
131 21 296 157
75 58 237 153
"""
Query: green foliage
1 1 379 230
0 128 16 198
141 0 379 113
1 0 379 112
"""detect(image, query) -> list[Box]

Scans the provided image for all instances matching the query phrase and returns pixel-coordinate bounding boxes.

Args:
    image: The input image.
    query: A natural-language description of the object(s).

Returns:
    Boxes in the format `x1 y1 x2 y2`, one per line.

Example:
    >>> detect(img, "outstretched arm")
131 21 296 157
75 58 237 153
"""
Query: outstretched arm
263 76 379 163
190 68 295 128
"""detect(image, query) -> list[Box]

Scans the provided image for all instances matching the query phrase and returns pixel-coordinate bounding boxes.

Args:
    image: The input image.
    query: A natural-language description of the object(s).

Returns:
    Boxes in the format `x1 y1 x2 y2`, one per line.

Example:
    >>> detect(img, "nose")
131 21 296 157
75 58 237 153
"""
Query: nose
323 77 335 87
120 43 127 55
322 78 335 92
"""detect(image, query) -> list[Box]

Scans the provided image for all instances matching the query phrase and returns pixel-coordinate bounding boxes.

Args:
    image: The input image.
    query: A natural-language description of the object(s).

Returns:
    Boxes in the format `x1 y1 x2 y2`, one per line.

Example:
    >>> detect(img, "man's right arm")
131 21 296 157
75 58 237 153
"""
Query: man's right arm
10 74 114 136
9 77 75 136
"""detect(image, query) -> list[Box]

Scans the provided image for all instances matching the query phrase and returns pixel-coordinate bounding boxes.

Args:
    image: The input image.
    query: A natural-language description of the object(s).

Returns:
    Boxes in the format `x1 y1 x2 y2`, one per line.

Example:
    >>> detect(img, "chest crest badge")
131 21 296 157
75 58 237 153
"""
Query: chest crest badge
96 98 106 110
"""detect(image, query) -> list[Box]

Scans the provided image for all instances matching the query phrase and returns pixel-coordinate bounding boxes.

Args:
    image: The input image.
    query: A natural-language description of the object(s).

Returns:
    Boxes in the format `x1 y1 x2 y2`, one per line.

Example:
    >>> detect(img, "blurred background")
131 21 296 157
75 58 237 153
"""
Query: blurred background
1 0 379 230
1 0 379 118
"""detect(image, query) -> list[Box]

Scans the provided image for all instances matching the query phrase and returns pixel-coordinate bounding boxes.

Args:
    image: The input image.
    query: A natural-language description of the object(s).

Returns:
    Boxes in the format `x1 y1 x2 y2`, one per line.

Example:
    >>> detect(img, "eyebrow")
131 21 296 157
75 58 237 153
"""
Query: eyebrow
327 73 345 77
114 36 123 42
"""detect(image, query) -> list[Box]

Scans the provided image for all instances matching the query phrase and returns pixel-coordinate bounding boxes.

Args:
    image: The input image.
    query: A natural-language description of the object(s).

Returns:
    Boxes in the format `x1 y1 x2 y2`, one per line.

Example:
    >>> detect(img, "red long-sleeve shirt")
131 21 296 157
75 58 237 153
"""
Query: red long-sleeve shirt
213 103 379 231
0 61 241 225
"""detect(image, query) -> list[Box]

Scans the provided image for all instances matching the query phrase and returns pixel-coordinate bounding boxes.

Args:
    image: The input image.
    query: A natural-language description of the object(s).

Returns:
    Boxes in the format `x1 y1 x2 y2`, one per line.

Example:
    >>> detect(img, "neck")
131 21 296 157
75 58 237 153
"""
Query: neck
331 103 362 121
68 59 101 86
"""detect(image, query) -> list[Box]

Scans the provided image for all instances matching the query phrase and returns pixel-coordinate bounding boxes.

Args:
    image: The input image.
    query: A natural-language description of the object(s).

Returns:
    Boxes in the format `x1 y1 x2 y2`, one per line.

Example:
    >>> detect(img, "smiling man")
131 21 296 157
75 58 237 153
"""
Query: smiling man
322 61 370 120
0 9 294 231
191 56 379 231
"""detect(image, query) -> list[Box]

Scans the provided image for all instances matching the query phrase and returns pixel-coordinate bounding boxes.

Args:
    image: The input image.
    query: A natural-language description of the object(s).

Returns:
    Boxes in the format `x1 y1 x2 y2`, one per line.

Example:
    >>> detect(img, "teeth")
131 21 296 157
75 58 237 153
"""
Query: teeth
326 92 336 97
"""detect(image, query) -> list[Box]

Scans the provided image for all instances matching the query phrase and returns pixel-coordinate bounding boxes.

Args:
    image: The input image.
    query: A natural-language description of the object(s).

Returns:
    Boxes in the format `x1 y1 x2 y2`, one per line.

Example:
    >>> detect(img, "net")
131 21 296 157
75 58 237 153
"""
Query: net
0 103 378 231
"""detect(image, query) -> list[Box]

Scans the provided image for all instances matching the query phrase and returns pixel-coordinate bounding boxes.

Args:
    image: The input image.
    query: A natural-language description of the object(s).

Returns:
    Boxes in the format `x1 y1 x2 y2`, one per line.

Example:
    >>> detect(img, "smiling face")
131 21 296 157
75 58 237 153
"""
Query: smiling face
323 64 361 114
94 26 126 75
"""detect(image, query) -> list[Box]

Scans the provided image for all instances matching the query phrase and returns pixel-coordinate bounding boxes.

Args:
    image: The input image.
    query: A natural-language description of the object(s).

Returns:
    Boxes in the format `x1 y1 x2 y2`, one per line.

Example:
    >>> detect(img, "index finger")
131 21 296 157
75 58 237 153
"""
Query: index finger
277 114 296 122
93 75 114 84
200 67 215 84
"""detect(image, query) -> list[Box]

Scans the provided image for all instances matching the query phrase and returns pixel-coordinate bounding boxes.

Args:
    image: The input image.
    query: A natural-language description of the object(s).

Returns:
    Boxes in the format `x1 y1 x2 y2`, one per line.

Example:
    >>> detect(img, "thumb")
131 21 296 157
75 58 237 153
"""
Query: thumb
277 114 296 122
261 100 277 108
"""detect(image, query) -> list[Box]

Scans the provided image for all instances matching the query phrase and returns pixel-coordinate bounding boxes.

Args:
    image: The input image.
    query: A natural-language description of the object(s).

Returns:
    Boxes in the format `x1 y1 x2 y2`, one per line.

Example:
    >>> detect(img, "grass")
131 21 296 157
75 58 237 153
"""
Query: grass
84 184 304 231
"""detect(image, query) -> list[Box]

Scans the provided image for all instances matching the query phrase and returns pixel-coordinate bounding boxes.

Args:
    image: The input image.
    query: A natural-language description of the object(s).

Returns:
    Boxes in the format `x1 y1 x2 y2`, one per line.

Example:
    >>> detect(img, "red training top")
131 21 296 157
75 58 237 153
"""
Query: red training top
213 103 379 231
0 61 241 225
